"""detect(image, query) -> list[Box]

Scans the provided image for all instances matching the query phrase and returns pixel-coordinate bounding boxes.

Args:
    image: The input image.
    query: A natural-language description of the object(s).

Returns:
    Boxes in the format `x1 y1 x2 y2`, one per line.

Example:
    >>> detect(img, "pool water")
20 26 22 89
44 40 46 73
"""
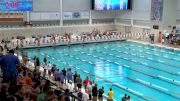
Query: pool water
25 41 180 101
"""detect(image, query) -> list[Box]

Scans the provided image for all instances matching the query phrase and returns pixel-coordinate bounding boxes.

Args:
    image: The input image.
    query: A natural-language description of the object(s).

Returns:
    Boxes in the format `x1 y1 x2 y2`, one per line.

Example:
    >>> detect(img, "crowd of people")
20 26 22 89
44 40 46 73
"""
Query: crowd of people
0 44 132 101
163 31 180 46
8 29 124 48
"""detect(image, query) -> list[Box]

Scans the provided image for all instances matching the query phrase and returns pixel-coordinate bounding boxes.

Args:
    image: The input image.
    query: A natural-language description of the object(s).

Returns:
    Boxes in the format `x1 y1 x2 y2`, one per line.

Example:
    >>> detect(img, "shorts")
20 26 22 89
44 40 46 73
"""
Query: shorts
107 99 113 101
55 78 60 81
77 84 82 89
48 70 51 75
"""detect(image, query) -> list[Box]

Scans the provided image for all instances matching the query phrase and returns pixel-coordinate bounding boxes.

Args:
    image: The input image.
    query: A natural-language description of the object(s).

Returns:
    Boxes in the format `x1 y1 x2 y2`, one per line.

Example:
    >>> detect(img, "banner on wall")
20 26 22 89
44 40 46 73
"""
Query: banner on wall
63 12 73 20
80 11 89 19
0 0 33 11
0 12 24 22
151 0 163 21
30 12 60 21
63 11 89 20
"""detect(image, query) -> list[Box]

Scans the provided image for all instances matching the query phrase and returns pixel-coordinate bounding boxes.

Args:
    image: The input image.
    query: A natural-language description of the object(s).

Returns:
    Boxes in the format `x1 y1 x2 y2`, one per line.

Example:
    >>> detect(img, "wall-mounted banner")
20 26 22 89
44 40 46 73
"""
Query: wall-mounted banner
0 0 33 11
73 12 80 18
63 11 89 20
151 0 163 21
80 11 89 19
0 12 24 22
63 12 73 20
30 12 60 21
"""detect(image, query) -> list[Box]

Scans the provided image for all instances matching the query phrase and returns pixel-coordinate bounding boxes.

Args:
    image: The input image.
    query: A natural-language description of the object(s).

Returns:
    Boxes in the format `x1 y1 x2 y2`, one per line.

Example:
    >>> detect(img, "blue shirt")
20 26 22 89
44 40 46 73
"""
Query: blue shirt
54 70 61 79
0 53 20 77
67 71 73 80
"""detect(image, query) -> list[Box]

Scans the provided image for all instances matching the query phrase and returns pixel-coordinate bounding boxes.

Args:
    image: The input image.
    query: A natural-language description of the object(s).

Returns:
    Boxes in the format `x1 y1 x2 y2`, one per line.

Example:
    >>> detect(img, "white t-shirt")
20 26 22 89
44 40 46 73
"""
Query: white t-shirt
83 92 89 101
67 83 74 93
43 63 50 70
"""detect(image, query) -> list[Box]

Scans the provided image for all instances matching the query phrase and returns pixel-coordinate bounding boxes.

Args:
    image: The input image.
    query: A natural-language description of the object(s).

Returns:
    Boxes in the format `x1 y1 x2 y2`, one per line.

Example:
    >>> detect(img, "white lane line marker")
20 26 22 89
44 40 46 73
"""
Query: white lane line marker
158 75 173 81
114 83 127 89
128 88 144 96
158 60 164 63
124 58 128 60
136 79 150 85
142 63 148 66
151 84 169 91
148 58 153 60
123 65 130 68
132 60 137 63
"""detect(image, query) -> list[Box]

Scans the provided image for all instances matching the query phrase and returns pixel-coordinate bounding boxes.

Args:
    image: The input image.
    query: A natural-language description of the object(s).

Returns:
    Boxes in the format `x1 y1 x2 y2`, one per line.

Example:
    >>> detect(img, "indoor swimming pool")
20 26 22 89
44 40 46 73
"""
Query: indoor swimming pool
25 41 180 101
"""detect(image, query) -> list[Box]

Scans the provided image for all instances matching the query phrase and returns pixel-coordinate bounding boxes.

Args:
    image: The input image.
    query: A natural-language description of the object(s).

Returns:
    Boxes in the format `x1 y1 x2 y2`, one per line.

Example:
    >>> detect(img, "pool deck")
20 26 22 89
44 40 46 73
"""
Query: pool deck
128 39 180 51
21 38 126 49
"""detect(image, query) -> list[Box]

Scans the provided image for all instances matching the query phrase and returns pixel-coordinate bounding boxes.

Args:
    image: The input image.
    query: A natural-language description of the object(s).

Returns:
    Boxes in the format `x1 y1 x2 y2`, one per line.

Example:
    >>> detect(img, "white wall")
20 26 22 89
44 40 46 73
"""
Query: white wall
62 0 91 11
92 11 116 19
115 0 151 27
162 0 177 29
0 25 116 39
33 0 60 12
115 0 151 20
133 0 151 21
176 0 180 20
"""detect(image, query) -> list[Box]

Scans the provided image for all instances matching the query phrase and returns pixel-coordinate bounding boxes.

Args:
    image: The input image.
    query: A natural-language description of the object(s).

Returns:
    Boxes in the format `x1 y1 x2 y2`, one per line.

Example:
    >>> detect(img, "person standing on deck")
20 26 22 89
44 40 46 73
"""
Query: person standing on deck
107 88 114 101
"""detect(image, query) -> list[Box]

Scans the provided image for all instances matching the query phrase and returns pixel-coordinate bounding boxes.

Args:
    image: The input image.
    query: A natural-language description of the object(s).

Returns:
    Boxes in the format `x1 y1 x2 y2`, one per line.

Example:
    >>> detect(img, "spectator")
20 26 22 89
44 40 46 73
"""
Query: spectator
0 45 4 57
107 88 114 101
85 82 92 100
43 53 47 63
43 61 50 78
98 86 104 101
14 85 24 101
0 84 8 101
0 49 20 84
76 75 82 90
60 71 65 88
47 61 51 78
67 81 74 93
26 72 33 87
83 76 90 89
37 86 50 101
33 81 41 94
77 90 83 101
33 56 37 68
51 64 56 76
62 68 67 83
73 71 78 91
6 95 17 101
67 68 73 83
21 50 28 66
17 74 25 85
126 96 130 101
32 69 41 86
92 83 98 101
36 57 40 69
64 89 70 101
122 94 128 101
54 69 61 86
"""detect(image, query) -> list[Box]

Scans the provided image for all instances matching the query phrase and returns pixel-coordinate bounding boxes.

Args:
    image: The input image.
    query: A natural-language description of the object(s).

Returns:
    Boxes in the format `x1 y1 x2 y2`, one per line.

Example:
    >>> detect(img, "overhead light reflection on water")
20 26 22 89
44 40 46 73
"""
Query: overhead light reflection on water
94 60 125 84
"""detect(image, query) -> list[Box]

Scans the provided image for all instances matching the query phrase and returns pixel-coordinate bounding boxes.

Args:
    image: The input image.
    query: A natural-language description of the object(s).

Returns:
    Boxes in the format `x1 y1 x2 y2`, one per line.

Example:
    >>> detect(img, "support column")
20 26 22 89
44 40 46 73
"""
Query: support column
26 11 30 28
89 10 92 25
60 0 63 26
114 11 116 24
26 11 30 22
131 10 134 26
